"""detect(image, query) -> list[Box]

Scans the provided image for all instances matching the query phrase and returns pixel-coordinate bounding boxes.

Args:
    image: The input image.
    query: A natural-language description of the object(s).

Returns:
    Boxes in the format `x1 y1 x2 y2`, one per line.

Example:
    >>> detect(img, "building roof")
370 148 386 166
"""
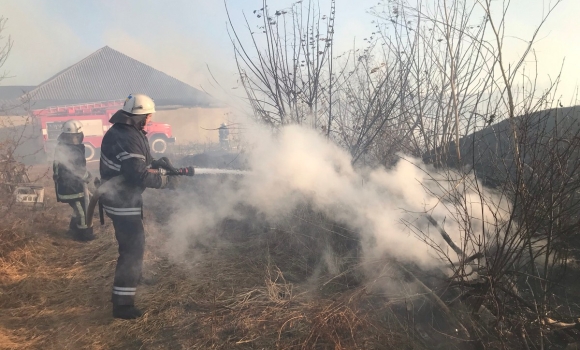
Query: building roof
0 86 35 100
0 86 35 114
8 46 216 111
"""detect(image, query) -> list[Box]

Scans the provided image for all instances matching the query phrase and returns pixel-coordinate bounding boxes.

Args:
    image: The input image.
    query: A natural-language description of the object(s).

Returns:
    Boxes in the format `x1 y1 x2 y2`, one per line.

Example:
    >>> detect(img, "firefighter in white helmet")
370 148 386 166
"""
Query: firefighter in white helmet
98 93 180 319
53 119 95 241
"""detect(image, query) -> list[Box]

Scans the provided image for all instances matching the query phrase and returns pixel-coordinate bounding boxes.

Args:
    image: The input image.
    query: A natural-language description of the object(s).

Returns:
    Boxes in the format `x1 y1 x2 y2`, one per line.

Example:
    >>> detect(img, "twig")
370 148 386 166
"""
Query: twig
395 262 471 339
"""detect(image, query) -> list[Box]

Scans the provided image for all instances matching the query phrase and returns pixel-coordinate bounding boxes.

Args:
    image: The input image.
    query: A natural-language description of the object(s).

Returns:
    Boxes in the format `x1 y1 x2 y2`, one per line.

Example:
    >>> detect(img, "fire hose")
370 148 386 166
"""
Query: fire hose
86 166 194 228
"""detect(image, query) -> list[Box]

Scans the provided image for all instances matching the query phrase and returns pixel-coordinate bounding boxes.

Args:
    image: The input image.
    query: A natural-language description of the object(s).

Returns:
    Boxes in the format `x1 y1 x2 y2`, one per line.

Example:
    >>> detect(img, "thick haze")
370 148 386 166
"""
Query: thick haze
0 0 578 107
162 121 509 271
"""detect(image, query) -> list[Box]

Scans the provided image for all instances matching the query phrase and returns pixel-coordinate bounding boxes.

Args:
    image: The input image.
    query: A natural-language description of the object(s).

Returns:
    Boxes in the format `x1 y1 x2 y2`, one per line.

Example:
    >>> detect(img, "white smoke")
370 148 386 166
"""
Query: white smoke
164 122 509 271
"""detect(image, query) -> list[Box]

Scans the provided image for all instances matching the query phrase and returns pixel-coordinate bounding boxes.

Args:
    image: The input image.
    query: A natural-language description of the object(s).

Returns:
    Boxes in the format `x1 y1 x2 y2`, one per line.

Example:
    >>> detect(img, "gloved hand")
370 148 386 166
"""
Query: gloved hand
160 175 181 190
151 157 177 173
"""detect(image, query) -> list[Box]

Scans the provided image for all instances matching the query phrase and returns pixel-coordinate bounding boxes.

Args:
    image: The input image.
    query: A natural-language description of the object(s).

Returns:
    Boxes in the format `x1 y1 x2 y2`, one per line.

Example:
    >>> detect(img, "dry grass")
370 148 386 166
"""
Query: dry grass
0 173 435 350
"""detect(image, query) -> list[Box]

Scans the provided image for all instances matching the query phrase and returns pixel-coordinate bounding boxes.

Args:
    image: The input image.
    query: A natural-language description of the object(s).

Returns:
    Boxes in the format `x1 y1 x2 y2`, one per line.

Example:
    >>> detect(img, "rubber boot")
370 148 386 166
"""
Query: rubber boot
69 217 76 231
113 305 143 320
67 217 78 238
80 227 96 242
72 226 96 242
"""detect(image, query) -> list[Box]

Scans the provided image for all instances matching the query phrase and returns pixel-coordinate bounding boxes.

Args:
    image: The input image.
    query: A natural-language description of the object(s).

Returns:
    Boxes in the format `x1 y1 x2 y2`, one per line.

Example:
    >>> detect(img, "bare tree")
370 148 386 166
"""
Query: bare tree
226 0 337 129
228 0 578 346
385 0 580 347
227 0 420 167
0 17 46 209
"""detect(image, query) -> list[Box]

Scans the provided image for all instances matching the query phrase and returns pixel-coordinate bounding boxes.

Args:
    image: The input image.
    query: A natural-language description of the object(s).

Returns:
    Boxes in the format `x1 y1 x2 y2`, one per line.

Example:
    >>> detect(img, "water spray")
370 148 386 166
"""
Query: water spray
192 168 248 175
85 166 249 228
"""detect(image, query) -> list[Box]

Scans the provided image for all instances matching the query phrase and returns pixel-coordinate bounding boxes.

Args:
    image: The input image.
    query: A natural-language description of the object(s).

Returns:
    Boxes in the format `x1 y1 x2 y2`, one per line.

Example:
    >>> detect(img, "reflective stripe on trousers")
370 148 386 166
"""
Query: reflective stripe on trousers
112 286 136 296
109 214 145 306
69 199 87 229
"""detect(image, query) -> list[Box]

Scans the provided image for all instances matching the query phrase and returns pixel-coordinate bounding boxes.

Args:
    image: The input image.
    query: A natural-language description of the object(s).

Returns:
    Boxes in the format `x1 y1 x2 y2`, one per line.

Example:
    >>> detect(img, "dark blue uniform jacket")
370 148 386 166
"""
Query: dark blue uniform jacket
99 110 163 216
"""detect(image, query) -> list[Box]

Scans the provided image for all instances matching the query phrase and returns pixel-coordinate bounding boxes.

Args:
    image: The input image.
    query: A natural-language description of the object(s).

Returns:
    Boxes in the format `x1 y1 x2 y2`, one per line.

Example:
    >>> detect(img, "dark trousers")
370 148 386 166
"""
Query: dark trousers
109 214 145 306
68 199 87 228
67 199 94 240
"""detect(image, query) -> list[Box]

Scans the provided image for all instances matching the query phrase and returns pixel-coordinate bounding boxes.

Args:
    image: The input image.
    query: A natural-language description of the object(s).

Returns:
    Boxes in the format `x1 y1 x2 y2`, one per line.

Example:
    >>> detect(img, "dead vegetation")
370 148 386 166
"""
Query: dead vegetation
1 152 579 349
0 168 496 350
1 0 580 349
224 0 580 348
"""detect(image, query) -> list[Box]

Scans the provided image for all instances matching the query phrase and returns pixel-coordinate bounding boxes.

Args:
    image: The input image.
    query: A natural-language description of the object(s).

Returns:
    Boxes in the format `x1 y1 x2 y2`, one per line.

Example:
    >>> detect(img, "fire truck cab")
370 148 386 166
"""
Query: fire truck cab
33 100 176 161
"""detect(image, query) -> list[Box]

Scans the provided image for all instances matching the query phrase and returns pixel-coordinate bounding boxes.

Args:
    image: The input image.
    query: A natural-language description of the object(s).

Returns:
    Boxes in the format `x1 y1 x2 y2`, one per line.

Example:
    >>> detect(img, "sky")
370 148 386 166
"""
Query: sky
0 0 578 107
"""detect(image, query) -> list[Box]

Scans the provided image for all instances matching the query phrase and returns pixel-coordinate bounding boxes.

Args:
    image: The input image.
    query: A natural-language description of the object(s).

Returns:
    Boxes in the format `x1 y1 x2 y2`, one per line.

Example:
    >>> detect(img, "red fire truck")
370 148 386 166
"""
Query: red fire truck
33 100 176 161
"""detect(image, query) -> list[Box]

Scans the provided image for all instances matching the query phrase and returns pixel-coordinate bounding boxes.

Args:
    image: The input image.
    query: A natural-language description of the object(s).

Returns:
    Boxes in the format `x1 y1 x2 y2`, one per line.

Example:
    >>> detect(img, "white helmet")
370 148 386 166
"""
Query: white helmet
62 120 83 134
122 93 156 115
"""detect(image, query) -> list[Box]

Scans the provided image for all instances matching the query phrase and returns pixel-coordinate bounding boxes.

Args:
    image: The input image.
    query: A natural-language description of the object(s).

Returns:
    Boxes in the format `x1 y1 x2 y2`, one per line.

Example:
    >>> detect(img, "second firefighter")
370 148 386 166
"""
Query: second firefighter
53 119 95 242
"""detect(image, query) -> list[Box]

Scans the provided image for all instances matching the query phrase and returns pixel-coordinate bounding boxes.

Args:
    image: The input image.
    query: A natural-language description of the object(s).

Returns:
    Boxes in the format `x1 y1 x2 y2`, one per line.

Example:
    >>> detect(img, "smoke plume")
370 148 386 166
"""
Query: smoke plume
164 122 507 272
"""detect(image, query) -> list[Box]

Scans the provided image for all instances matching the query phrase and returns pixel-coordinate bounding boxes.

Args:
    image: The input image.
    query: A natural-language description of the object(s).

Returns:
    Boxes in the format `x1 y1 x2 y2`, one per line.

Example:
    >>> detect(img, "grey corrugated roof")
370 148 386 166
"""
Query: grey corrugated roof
26 46 216 109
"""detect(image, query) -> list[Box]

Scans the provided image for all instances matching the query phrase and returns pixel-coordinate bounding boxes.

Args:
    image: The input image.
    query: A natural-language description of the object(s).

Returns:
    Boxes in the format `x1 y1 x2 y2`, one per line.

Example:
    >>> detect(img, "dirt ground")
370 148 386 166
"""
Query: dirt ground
0 166 422 350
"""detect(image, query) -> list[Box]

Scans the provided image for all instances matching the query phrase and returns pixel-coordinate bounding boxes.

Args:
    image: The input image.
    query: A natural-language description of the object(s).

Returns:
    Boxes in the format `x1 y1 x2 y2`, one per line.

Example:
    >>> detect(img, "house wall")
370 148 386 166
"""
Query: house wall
153 107 231 144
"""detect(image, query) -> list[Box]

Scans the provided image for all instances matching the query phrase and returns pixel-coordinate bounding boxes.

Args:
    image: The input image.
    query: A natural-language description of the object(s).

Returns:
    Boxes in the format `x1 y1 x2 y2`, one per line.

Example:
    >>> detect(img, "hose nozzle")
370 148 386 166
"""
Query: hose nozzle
175 166 195 176
149 166 195 176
